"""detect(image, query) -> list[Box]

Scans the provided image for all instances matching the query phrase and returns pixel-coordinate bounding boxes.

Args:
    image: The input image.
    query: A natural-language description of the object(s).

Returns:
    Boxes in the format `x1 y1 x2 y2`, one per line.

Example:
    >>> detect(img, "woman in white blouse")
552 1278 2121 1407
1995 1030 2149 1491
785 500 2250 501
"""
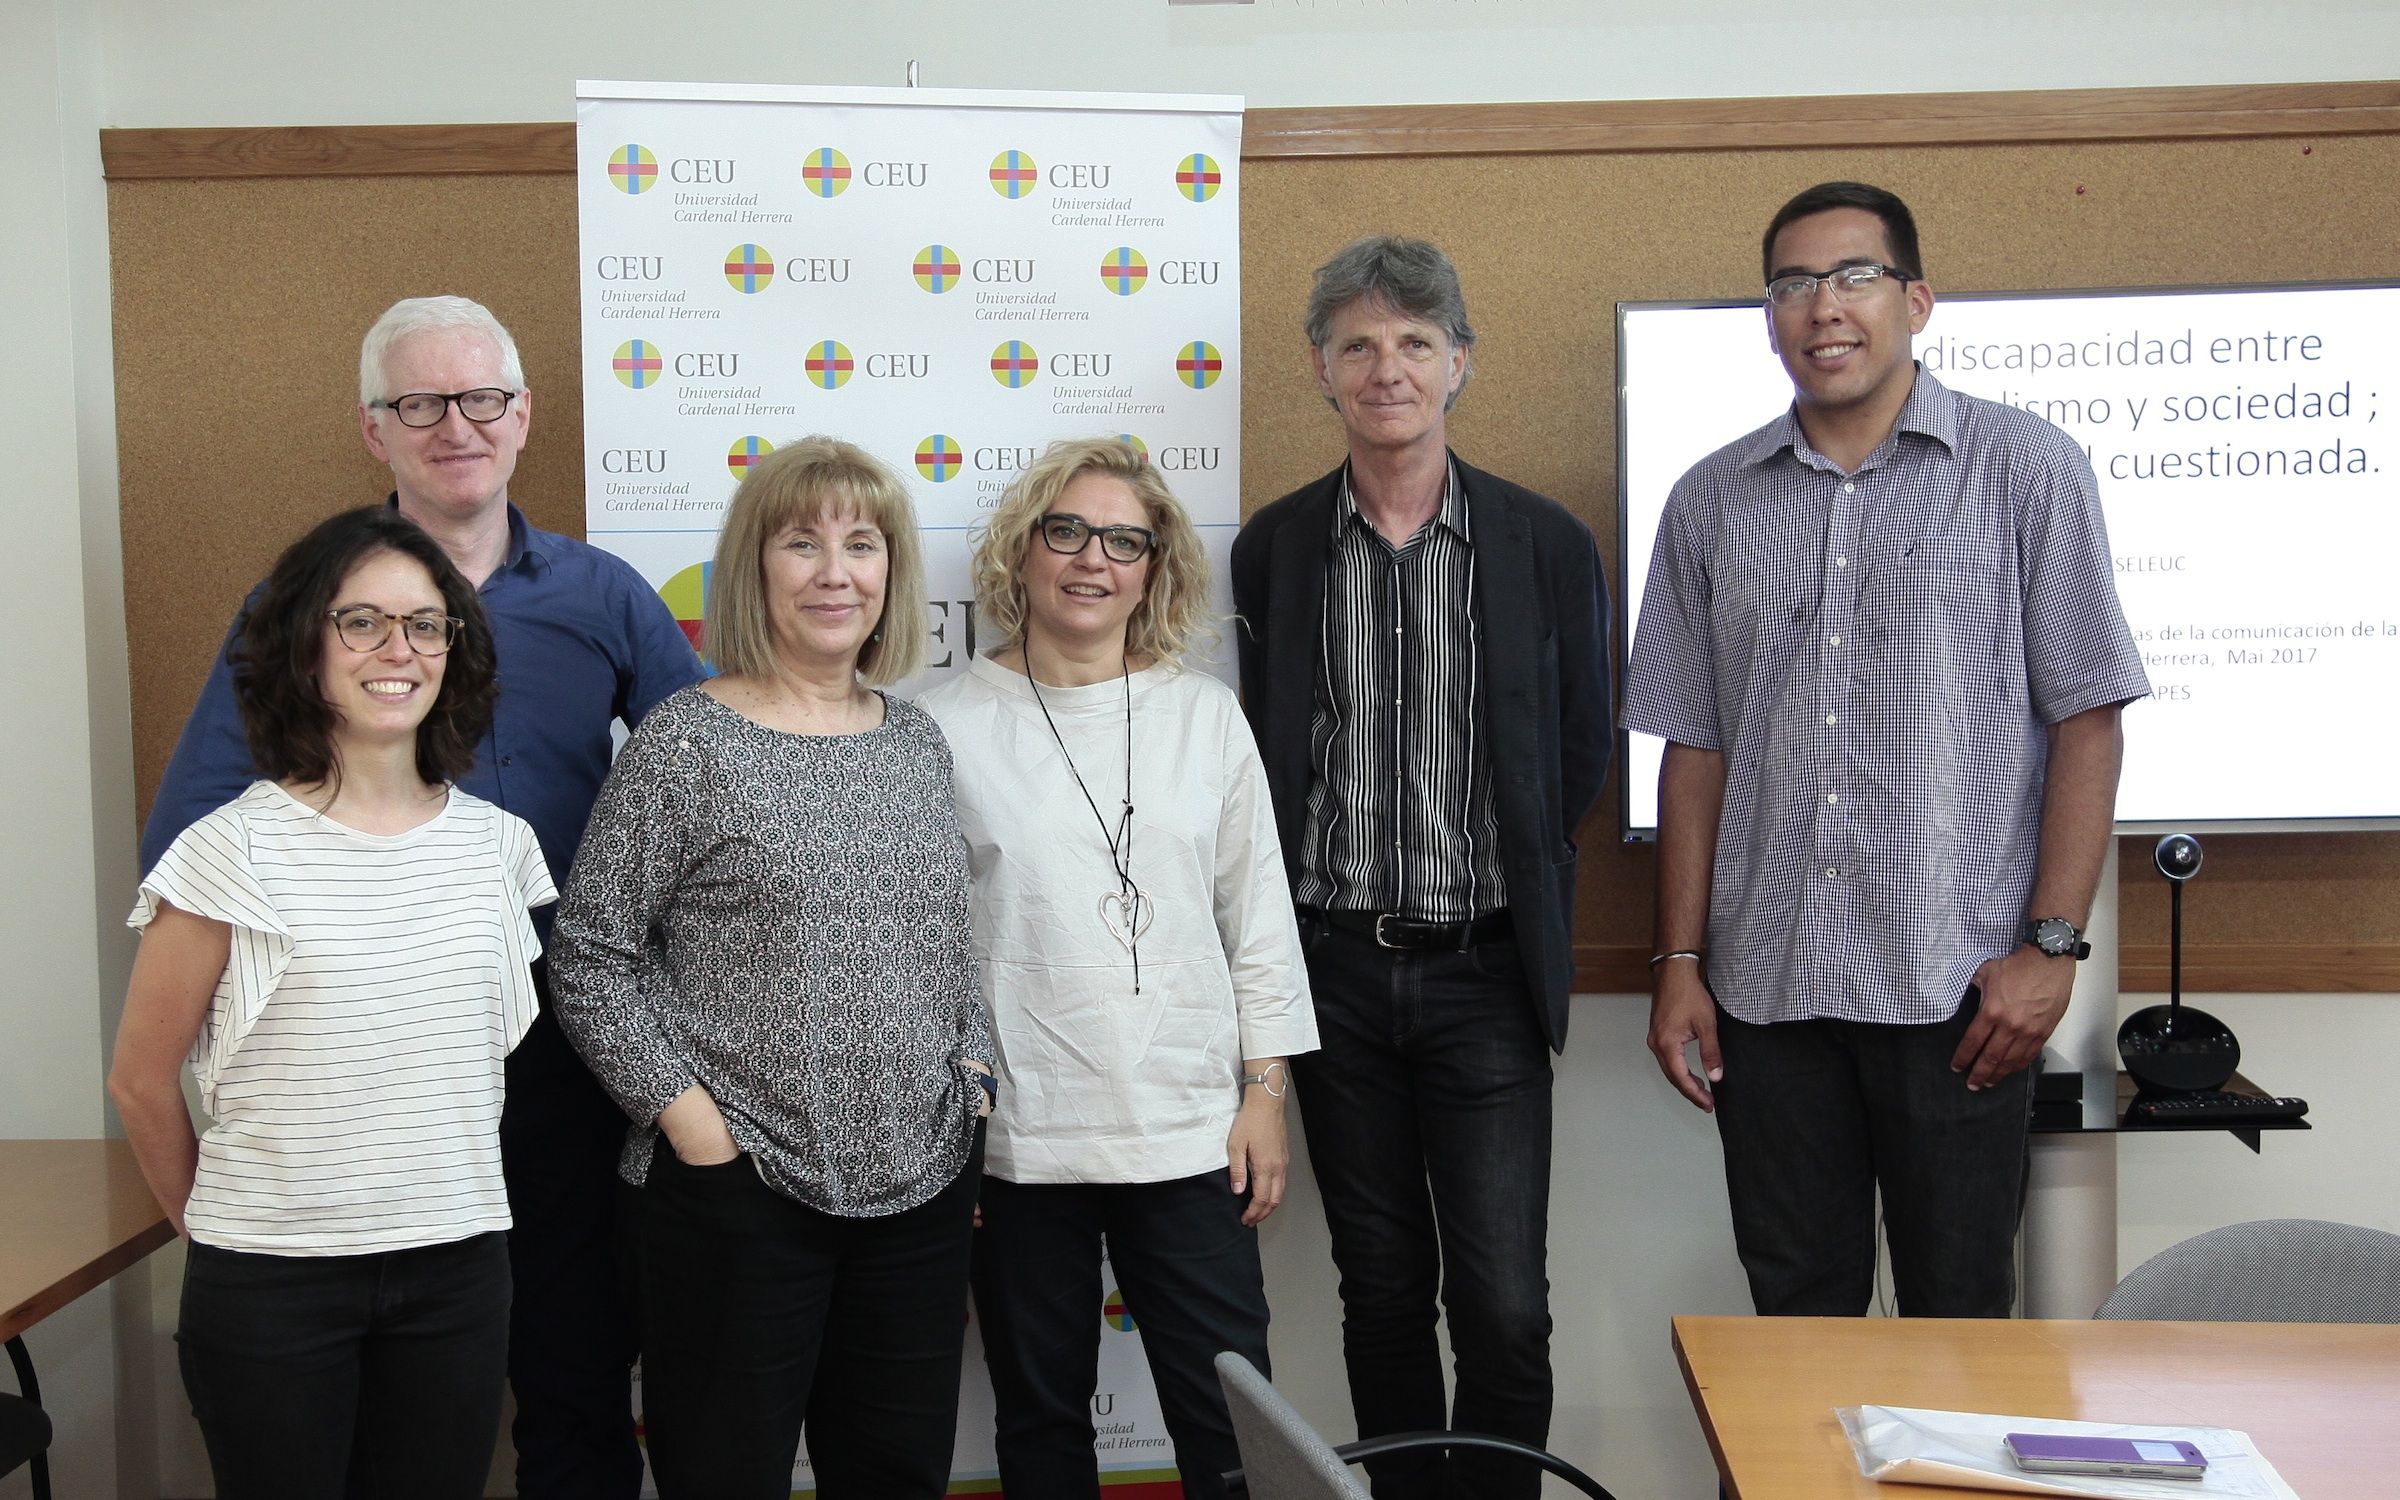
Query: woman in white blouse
921 437 1318 1500
109 508 552 1500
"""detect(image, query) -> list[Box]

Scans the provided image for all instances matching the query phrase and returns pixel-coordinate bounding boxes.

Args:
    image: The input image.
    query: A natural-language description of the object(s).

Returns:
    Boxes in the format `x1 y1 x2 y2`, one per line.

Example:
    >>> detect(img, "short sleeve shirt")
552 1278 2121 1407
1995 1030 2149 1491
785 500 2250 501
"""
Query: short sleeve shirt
1621 370 2149 1024
132 783 556 1253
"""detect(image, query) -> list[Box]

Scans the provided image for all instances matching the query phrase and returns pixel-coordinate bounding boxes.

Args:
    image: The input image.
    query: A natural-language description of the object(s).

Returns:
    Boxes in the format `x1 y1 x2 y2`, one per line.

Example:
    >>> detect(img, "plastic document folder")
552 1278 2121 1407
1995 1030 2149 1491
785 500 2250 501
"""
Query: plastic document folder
1835 1405 2300 1499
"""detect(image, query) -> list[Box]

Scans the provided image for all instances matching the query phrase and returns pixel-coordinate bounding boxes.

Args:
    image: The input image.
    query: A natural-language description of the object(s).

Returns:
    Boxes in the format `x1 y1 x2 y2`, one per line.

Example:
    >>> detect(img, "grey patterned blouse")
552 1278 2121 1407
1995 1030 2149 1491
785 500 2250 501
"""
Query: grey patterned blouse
549 685 993 1217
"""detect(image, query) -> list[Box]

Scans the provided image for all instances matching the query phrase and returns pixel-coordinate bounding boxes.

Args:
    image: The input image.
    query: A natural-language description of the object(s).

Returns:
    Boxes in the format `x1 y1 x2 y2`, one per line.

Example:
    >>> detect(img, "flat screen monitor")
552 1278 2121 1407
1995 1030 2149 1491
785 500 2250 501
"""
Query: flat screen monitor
1617 281 2400 838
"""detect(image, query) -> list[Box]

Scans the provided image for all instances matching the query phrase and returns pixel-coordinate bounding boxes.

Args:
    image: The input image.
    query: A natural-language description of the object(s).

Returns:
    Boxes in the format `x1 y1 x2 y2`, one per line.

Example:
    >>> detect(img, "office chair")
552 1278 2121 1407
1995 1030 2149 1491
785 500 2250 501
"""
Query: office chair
2095 1218 2400 1322
2 1335 54 1500
1216 1352 1620 1499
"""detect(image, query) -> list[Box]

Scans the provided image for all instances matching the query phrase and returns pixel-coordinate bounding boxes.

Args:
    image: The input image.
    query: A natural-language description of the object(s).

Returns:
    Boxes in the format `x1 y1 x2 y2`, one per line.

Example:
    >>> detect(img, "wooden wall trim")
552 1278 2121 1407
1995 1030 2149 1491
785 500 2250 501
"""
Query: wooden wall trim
1575 948 1654 999
100 81 2400 180
1245 82 2400 158
101 122 576 180
1577 944 2400 998
2118 944 2400 996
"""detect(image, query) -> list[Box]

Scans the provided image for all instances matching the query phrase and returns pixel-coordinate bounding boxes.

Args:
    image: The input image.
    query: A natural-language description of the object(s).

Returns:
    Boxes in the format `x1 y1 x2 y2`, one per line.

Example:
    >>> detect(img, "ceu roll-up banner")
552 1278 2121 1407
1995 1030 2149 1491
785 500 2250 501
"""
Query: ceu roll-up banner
575 82 1243 1498
576 79 1243 688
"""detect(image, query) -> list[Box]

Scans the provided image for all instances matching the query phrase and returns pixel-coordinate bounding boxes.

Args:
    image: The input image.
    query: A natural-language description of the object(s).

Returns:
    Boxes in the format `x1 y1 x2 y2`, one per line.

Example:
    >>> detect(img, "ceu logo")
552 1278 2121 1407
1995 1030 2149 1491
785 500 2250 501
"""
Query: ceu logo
607 144 657 195
1175 152 1222 203
913 244 962 294
612 339 664 390
727 436 773 481
1098 247 1148 297
659 561 710 652
988 149 1038 200
1175 340 1224 390
1101 1288 1137 1334
722 244 775 294
804 341 855 390
914 434 963 483
801 147 852 198
990 340 1039 389
1116 434 1149 463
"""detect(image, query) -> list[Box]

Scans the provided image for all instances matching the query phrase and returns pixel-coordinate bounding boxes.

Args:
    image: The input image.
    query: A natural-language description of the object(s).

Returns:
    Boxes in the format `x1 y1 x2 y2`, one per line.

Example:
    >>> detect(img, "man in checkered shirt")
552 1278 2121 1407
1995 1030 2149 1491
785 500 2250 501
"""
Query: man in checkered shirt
1622 182 2149 1317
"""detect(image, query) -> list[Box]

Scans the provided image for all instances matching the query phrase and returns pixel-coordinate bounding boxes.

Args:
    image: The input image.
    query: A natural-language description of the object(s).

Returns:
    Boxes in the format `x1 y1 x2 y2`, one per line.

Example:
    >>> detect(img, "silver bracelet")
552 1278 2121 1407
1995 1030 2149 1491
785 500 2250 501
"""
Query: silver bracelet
1649 949 1704 969
1239 1062 1288 1099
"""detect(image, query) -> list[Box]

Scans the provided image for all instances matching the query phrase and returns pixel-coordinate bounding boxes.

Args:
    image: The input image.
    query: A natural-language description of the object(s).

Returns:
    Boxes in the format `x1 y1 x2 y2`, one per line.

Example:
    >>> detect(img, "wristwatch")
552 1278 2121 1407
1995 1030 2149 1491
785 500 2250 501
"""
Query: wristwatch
2022 916 2092 960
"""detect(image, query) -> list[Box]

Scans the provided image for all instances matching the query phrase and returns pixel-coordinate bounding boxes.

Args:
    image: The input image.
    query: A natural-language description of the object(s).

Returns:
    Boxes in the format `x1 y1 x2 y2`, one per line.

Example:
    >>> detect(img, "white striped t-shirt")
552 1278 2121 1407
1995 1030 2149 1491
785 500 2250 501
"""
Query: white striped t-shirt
130 781 557 1255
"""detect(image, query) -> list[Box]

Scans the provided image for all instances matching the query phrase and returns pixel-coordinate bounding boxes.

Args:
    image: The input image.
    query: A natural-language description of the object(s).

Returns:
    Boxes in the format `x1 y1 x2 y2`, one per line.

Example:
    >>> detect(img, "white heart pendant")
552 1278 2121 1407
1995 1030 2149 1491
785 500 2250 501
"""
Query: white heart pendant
1098 889 1155 950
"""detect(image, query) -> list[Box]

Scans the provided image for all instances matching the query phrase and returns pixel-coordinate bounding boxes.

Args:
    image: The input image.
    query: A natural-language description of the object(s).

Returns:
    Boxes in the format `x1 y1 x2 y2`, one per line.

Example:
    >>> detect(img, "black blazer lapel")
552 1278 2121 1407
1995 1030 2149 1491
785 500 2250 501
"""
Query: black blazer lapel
1263 476 1335 871
1463 460 1577 1041
1465 465 1542 856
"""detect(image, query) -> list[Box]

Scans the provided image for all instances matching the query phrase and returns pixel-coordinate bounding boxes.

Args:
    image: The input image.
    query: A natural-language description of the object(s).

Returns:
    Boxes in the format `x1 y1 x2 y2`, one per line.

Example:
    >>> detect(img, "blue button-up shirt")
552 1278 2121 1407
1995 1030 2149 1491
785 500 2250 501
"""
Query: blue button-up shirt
1622 370 2148 1025
141 501 705 938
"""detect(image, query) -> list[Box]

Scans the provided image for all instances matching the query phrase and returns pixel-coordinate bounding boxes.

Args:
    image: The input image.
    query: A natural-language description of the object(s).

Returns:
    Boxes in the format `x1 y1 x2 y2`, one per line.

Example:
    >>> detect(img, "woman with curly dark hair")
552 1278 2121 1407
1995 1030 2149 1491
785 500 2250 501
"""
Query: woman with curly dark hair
108 505 553 1500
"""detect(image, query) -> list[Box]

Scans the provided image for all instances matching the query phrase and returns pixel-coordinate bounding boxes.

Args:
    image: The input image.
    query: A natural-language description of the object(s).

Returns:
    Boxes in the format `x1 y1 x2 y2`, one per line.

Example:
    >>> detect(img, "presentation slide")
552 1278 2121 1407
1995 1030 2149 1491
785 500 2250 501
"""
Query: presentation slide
1618 282 2400 836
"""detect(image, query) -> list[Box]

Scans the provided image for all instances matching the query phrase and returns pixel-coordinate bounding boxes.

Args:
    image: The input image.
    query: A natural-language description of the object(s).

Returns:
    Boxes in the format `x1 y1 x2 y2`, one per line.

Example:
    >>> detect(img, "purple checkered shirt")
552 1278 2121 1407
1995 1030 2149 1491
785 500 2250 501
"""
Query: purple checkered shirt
1622 369 2149 1025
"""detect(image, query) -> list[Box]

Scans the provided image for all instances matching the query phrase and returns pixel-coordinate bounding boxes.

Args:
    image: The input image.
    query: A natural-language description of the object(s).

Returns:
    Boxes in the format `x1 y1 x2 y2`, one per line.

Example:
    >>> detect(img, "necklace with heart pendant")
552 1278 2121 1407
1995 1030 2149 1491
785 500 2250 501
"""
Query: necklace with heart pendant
1028 647 1149 993
1099 887 1155 950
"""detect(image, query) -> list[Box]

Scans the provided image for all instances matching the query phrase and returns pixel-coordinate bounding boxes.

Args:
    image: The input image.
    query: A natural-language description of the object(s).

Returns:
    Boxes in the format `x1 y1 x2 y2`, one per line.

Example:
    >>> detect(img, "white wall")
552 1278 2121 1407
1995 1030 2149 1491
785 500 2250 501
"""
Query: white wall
2113 992 2400 1256
2 0 140 1494
11 3 2396 1495
91 0 2400 124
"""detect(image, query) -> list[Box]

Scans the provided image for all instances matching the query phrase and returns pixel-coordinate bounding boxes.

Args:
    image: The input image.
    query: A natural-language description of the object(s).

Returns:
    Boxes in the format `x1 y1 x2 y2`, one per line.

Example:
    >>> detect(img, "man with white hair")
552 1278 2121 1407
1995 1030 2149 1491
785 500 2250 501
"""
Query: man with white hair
143 295 702 1498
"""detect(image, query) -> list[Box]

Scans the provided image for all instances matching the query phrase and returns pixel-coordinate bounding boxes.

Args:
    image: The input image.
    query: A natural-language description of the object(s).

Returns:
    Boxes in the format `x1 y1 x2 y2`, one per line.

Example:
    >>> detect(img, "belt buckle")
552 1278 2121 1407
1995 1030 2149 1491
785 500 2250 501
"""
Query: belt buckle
1373 911 1408 950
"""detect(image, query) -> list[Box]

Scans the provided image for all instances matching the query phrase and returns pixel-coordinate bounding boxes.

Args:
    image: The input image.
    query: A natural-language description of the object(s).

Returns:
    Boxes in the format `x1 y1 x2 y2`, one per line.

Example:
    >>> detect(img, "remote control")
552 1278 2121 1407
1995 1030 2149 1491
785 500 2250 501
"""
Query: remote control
2128 1091 2308 1123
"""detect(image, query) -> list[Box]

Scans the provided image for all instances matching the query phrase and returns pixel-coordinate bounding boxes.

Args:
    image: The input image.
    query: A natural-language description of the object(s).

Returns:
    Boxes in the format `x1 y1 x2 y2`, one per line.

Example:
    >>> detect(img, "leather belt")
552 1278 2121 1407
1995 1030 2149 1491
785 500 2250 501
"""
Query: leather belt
1303 906 1514 952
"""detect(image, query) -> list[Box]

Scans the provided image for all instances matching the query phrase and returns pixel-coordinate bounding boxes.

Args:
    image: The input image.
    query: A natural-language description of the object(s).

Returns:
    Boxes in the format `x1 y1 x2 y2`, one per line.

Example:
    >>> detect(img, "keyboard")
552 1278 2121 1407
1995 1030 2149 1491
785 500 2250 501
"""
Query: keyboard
2127 1090 2309 1124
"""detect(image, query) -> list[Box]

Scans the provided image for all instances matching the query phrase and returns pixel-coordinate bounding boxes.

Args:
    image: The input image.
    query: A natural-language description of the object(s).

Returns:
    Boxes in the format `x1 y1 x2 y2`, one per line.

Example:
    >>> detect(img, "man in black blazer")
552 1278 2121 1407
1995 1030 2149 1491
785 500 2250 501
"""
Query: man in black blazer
1231 235 1610 1500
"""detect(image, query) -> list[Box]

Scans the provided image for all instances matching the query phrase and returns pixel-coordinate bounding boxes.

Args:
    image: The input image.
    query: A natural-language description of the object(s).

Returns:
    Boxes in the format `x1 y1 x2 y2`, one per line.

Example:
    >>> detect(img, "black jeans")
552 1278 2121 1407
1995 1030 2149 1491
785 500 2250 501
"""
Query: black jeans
636 1129 983 1499
973 1171 1272 1500
499 990 644 1498
176 1230 511 1500
1294 920 1554 1500
1711 993 2034 1316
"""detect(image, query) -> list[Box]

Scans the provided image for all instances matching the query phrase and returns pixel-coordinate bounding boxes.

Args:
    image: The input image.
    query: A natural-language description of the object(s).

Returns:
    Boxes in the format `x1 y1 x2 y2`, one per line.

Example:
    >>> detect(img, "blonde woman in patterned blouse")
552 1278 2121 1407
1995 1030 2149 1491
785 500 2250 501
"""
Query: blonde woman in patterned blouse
551 437 994 1500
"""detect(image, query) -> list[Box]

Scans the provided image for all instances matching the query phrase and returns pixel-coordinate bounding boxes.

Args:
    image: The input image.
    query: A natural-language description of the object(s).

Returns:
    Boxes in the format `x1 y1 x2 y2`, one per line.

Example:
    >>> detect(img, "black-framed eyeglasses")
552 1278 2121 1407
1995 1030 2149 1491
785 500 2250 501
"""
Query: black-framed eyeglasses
326 606 463 656
1765 262 1917 308
1038 513 1156 564
370 388 519 428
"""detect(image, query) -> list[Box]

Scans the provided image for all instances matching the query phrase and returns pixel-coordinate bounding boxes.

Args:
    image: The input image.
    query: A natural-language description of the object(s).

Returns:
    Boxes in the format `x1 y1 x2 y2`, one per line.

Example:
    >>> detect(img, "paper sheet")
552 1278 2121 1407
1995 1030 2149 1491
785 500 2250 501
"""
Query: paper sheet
1835 1405 2300 1500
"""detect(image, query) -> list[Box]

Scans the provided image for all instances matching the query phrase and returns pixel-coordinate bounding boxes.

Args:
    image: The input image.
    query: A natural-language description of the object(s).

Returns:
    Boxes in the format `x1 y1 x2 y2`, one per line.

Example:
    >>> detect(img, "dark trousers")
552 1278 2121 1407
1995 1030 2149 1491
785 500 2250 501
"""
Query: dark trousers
176 1230 511 1500
499 997 645 1498
1711 993 2034 1317
1294 922 1554 1500
636 1130 983 1499
974 1171 1272 1500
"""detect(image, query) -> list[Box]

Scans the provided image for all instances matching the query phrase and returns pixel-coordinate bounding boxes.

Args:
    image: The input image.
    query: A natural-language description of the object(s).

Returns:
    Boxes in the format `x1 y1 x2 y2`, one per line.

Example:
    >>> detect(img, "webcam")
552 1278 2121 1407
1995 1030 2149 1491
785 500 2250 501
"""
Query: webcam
2153 833 2203 882
2119 831 2236 1094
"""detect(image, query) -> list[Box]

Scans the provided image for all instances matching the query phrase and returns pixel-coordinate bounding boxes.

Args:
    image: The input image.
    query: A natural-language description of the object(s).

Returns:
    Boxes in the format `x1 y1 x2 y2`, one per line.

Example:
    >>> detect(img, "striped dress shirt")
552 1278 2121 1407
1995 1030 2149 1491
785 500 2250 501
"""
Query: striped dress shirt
1295 462 1507 922
1623 371 2149 1025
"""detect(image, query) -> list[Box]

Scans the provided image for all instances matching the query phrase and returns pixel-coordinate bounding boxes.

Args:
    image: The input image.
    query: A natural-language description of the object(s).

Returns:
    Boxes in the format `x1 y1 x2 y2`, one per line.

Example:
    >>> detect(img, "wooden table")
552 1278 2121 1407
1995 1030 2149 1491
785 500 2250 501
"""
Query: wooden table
1674 1314 2400 1500
1 1139 173 1347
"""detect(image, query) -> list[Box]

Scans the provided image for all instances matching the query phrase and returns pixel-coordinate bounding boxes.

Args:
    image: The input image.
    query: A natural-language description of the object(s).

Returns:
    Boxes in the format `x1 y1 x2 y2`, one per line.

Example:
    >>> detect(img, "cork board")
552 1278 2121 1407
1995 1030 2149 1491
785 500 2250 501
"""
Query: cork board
106 117 2400 990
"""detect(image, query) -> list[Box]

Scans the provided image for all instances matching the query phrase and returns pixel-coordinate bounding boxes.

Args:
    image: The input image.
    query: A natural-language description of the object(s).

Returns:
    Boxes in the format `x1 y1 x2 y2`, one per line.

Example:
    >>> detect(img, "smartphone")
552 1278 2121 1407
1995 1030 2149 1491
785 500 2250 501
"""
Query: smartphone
2003 1433 2208 1481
